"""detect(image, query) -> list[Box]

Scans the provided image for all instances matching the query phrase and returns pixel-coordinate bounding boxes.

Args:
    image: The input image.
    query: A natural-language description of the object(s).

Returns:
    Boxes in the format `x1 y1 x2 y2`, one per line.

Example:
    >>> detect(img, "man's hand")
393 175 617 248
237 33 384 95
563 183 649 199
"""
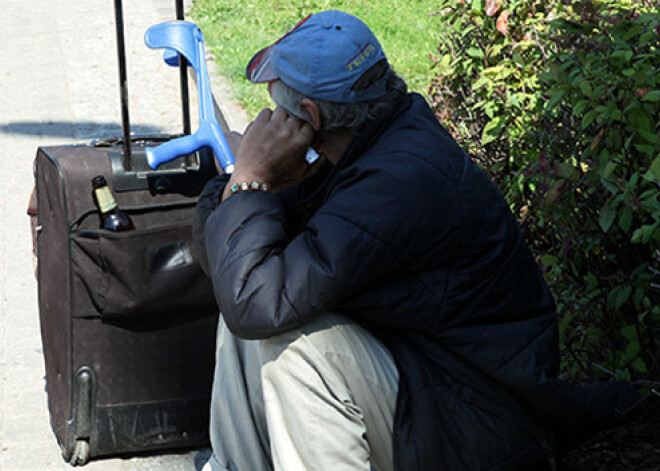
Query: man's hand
227 107 319 195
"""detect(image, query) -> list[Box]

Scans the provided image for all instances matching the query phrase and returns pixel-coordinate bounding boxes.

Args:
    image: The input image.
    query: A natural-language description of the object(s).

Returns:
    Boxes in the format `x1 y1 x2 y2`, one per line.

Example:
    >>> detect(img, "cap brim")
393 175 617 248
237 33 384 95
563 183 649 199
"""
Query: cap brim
246 45 279 83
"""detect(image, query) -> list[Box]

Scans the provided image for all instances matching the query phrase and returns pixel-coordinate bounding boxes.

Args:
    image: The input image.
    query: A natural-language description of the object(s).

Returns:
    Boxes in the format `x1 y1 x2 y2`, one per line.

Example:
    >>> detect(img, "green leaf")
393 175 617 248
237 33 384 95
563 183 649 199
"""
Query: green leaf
633 222 660 244
601 177 619 195
559 59 575 71
481 65 505 76
615 285 632 311
546 90 566 111
549 19 596 33
608 286 621 310
639 129 660 145
547 63 564 81
466 47 484 59
611 49 634 63
573 99 590 116
558 161 578 180
623 24 643 41
615 368 632 382
628 107 651 133
602 161 617 179
599 200 616 232
641 90 660 102
579 81 592 97
581 109 598 129
484 102 497 119
632 356 647 373
585 272 599 289
639 189 657 199
461 25 477 37
636 143 658 156
646 156 660 181
618 207 633 232
625 340 641 360
540 254 558 267
481 116 504 145
621 324 638 341
512 40 537 51
640 32 656 46
628 172 639 189
611 109 623 122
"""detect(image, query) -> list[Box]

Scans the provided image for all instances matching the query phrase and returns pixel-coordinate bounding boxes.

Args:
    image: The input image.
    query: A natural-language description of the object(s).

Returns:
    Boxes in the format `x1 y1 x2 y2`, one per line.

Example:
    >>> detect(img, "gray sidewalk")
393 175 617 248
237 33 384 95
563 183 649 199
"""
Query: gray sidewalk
0 1 246 469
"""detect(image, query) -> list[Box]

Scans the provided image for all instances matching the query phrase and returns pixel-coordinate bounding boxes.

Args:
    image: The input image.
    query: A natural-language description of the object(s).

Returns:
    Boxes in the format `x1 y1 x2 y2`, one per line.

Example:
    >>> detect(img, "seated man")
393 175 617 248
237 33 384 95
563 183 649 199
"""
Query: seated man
194 10 640 471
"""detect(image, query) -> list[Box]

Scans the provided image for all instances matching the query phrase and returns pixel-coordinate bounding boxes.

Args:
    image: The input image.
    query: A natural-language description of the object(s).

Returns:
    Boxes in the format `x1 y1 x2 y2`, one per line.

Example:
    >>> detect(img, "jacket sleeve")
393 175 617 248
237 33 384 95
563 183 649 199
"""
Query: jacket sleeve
203 155 463 340
203 192 392 338
193 174 230 277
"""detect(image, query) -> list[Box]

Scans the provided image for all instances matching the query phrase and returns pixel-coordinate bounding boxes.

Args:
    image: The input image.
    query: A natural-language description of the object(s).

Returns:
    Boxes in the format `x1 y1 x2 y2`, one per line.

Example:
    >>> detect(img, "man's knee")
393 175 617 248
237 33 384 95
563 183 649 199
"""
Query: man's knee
258 313 397 395
261 313 355 358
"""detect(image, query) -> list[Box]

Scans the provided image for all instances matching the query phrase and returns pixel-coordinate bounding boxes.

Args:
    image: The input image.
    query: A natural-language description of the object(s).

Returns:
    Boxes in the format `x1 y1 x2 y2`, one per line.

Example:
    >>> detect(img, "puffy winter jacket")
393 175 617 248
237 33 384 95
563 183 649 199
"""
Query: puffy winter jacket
197 93 640 470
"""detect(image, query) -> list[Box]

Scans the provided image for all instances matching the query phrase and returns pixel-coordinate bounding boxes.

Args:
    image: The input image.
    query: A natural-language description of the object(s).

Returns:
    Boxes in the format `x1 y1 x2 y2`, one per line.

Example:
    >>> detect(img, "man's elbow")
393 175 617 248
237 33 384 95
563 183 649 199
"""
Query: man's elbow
221 306 299 340
224 318 269 340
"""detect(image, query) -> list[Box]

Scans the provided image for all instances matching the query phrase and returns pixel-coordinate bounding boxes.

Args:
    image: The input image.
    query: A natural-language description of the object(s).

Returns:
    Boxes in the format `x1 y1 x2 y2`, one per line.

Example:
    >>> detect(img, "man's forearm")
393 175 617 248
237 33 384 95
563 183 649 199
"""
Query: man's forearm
205 191 303 339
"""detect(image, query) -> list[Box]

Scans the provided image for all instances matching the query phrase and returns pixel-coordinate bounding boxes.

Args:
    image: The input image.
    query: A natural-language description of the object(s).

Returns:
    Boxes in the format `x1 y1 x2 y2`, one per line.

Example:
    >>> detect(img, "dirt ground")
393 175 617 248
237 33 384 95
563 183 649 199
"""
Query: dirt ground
559 394 660 470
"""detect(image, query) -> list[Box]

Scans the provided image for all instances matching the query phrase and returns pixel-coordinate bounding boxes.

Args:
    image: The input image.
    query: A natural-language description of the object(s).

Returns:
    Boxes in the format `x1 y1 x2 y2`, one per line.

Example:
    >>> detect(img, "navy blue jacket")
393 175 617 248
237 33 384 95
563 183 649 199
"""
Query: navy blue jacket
197 93 639 470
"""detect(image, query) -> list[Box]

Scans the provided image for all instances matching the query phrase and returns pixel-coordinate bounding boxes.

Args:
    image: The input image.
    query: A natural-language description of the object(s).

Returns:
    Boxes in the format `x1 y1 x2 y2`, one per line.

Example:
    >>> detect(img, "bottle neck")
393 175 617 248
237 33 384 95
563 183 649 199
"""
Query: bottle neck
94 186 118 214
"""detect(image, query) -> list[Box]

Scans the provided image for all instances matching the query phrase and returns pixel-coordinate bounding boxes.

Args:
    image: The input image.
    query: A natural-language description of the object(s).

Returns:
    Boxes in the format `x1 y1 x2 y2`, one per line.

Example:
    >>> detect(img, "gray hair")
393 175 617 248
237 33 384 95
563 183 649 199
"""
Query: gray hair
269 63 408 133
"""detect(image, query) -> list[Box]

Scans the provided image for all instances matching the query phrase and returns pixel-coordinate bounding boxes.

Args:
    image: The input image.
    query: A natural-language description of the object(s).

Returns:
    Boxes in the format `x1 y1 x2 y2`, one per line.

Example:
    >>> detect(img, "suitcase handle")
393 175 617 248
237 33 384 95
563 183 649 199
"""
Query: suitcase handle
113 0 132 167
112 0 193 169
175 0 191 136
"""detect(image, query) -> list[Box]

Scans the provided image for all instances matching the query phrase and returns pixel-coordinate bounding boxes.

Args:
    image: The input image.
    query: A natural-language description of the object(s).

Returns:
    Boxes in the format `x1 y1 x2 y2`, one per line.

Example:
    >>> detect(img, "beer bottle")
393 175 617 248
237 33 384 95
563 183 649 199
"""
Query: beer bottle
91 175 135 231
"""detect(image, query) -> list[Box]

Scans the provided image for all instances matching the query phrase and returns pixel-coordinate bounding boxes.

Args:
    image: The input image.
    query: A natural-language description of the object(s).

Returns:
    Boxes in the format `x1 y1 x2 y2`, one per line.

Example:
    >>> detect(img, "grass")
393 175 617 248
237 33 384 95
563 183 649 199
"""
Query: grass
189 0 444 121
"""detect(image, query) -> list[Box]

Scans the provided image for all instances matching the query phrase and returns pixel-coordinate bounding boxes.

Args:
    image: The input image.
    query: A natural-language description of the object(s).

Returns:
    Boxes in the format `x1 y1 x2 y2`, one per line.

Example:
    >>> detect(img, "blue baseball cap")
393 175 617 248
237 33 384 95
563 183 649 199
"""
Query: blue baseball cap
246 10 388 103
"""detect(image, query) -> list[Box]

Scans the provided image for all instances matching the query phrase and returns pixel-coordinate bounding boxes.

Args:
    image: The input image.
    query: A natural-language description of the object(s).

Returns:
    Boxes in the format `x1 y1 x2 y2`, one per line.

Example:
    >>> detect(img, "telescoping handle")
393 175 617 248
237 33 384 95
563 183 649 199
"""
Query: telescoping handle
175 0 192 136
112 0 193 170
113 0 132 169
144 21 236 173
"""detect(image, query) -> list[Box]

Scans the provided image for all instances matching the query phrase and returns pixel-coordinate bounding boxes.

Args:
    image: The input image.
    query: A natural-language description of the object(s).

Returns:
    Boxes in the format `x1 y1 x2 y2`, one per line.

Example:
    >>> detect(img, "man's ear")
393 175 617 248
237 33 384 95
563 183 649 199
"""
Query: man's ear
300 99 322 132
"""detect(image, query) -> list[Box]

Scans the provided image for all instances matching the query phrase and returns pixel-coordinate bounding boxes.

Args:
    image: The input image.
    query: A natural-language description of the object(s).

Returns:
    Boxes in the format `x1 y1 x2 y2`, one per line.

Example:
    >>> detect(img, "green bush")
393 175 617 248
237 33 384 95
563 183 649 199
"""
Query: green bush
537 6 660 382
427 0 567 194
429 0 660 383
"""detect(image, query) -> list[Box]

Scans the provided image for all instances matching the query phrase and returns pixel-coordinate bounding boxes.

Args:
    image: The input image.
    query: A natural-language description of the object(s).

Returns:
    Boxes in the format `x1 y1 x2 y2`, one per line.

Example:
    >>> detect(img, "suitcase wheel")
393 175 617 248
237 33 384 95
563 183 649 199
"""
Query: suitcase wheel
70 439 89 467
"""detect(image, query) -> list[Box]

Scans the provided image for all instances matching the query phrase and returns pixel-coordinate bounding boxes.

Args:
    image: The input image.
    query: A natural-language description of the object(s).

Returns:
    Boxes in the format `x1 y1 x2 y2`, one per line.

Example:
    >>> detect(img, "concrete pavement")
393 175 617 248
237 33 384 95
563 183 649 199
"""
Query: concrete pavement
0 0 247 469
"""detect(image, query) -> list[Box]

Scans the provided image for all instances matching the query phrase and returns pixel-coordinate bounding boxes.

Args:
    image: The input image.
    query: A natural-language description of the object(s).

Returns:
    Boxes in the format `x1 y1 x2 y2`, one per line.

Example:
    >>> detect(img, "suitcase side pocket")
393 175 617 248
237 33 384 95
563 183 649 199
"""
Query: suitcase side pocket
70 222 216 318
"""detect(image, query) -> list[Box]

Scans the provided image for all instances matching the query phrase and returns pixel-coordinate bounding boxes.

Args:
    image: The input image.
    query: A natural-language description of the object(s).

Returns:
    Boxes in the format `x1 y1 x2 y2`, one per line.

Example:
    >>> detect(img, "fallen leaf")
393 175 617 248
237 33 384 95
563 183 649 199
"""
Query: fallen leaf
497 10 509 35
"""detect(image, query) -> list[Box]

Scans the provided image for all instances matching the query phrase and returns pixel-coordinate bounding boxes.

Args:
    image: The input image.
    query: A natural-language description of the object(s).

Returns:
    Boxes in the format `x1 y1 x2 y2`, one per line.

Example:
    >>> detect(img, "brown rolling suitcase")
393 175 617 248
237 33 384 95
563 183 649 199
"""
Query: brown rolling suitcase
35 0 221 465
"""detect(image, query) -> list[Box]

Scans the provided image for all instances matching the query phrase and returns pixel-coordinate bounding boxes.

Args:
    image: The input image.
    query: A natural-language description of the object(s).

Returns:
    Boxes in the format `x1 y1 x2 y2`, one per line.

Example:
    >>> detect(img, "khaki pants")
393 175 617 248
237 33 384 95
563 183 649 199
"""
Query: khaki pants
206 313 399 471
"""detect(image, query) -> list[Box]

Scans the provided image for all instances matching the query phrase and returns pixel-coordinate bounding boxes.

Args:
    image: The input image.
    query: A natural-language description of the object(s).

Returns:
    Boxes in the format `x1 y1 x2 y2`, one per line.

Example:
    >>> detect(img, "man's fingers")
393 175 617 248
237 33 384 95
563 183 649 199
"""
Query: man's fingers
255 108 273 122
274 106 310 130
271 106 289 124
285 120 314 154
299 122 315 143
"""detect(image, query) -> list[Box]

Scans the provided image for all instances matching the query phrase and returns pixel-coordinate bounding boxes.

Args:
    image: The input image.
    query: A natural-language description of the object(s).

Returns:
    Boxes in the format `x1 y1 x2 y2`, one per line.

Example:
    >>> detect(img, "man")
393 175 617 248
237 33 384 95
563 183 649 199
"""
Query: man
194 10 639 471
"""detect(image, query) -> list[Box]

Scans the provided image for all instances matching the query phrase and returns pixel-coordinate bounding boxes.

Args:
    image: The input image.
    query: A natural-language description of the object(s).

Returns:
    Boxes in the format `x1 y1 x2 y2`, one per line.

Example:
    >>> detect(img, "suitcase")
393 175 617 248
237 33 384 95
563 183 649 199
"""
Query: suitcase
35 0 222 465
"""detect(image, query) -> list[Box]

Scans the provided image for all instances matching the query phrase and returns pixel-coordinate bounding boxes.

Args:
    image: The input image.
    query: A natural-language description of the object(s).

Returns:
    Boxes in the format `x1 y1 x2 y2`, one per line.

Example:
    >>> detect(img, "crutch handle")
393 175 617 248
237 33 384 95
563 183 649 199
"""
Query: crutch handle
144 21 235 173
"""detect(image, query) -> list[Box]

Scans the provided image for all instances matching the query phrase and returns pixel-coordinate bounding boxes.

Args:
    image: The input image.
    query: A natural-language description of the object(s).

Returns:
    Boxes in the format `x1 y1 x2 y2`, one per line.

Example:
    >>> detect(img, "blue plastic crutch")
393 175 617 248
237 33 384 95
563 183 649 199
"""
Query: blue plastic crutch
144 21 235 173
